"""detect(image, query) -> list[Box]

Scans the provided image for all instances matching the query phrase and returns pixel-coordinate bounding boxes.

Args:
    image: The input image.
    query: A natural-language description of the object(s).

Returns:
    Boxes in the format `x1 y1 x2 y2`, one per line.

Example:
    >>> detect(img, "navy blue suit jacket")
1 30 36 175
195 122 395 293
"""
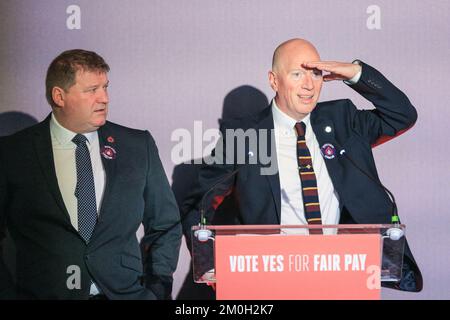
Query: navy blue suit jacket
0 118 181 299
182 62 422 292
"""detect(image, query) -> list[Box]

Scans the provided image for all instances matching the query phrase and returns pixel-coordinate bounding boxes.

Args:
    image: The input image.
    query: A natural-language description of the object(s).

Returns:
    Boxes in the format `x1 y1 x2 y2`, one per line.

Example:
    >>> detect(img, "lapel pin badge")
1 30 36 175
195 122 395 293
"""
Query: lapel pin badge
101 145 117 160
324 126 332 133
321 143 336 159
107 136 115 143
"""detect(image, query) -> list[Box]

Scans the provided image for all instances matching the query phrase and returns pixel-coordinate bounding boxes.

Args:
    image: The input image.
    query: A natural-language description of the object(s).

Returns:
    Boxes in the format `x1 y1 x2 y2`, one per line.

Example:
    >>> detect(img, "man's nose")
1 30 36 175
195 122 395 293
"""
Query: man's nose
97 88 109 104
302 73 314 90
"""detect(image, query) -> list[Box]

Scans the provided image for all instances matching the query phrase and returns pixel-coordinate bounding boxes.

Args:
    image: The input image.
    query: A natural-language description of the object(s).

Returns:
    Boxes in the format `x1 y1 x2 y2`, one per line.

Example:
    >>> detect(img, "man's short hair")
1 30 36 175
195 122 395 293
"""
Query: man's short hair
45 49 110 108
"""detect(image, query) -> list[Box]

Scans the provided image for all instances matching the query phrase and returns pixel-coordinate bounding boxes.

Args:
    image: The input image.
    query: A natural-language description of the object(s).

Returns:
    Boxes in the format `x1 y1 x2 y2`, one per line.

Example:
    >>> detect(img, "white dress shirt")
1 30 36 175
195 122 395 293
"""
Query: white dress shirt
50 113 105 294
272 100 341 234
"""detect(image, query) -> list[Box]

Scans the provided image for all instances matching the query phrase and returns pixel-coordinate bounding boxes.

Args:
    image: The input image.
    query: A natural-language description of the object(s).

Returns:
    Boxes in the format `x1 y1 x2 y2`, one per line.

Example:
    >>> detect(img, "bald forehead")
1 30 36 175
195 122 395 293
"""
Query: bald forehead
272 39 320 72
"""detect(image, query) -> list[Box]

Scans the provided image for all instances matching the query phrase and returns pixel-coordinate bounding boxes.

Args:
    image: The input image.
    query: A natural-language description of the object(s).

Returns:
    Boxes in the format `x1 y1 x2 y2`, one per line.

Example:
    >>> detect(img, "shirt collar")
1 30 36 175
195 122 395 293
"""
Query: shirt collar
271 98 311 132
50 113 97 146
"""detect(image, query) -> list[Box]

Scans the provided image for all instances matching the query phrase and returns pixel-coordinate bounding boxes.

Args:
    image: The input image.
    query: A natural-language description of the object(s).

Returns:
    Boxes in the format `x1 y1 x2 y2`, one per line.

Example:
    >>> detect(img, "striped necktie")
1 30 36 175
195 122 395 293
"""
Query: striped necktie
294 122 323 233
72 134 97 243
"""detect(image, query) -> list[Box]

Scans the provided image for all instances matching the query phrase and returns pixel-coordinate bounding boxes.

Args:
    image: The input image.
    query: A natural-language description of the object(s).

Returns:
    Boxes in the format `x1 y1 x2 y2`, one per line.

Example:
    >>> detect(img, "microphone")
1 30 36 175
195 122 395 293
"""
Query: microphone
194 167 241 242
332 138 404 240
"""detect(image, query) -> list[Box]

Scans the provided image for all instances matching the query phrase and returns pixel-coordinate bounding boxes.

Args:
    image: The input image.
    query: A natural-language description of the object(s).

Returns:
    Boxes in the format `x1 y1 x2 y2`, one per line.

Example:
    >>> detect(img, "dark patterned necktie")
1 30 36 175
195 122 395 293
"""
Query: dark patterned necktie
72 134 97 243
294 122 323 233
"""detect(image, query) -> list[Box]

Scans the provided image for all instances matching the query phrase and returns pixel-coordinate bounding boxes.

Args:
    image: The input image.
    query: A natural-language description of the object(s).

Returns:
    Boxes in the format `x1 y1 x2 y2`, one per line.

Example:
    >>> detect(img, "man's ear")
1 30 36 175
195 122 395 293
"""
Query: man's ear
52 87 65 108
268 71 278 92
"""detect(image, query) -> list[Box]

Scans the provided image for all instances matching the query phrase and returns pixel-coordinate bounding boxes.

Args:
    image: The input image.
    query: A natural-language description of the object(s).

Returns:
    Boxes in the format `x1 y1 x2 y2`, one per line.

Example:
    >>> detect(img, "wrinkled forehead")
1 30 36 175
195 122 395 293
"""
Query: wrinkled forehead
276 42 320 70
284 49 320 70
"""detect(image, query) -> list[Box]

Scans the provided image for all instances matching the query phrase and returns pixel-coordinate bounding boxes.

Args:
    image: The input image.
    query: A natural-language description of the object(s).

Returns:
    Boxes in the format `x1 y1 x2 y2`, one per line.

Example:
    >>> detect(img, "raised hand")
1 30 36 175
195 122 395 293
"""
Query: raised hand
303 61 362 82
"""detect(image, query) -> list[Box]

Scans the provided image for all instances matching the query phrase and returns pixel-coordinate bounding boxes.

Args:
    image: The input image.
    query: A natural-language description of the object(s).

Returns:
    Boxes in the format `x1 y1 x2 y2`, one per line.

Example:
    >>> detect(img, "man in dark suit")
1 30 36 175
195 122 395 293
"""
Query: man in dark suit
182 38 422 292
0 49 181 299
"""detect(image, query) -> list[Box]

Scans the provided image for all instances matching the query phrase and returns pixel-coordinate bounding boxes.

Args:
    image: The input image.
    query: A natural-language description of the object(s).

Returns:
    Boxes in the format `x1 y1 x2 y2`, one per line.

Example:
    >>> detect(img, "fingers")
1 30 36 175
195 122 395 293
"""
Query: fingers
206 282 216 291
303 61 341 72
304 61 352 72
323 74 347 82
304 61 360 81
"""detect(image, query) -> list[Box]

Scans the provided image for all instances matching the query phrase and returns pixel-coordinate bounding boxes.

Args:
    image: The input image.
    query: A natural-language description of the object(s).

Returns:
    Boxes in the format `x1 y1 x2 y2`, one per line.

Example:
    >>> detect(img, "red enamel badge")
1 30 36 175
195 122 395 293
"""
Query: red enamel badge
101 145 117 160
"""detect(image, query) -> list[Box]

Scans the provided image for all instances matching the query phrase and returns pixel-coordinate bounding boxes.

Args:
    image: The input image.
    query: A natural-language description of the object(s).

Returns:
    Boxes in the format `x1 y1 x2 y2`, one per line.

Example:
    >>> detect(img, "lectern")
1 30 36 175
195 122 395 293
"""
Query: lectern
191 224 405 300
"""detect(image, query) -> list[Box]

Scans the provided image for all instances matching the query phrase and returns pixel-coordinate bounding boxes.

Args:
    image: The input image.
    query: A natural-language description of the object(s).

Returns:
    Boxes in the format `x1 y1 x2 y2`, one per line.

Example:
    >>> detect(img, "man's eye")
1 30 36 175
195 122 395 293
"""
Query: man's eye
312 71 322 80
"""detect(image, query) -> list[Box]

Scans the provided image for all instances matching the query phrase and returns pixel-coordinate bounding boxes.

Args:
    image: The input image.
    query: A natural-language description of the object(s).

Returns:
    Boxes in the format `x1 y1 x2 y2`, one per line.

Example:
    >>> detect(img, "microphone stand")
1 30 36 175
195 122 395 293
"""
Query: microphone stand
334 141 404 240
194 167 240 242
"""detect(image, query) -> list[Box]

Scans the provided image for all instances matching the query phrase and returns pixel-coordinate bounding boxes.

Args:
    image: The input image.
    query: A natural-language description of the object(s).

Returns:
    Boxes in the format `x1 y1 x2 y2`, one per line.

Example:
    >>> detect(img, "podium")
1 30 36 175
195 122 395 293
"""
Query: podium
191 224 406 300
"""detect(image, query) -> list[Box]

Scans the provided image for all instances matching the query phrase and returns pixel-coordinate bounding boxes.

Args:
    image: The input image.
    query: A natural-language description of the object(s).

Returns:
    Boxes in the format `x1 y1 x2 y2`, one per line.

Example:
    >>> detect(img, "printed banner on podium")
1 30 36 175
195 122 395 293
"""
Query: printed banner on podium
215 233 382 300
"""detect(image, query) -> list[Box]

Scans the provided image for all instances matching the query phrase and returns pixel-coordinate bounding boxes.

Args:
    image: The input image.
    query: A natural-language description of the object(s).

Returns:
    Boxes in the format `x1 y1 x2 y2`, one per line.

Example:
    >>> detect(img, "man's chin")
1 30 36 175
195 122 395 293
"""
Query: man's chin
92 118 107 129
296 103 317 115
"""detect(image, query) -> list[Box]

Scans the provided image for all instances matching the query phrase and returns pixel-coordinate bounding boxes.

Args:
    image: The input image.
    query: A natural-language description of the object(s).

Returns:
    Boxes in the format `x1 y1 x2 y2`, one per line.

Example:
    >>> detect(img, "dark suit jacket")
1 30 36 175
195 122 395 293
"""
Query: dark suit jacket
182 62 423 292
0 117 181 299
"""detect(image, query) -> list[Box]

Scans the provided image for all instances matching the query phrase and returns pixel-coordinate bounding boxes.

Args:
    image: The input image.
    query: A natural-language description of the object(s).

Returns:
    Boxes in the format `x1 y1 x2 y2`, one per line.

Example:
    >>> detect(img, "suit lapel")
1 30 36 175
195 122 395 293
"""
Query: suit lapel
97 123 118 218
310 111 344 192
33 116 72 226
255 107 281 222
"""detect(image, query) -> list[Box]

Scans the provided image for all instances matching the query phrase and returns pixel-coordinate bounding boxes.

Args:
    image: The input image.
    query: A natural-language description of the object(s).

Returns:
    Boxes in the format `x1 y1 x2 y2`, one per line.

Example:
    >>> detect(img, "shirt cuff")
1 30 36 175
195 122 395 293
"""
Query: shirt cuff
343 60 362 85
